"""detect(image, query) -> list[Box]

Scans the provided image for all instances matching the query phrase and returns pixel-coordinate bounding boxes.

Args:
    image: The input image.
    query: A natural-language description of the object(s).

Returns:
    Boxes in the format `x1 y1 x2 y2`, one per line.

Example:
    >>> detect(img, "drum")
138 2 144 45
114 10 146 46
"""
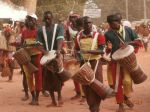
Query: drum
72 62 94 85
40 50 56 65
130 65 147 84
0 31 7 51
8 34 16 52
0 55 4 65
13 48 38 74
57 69 72 82
72 62 115 99
112 45 147 84
46 54 72 82
1 66 11 77
13 48 30 65
112 45 137 72
9 59 20 69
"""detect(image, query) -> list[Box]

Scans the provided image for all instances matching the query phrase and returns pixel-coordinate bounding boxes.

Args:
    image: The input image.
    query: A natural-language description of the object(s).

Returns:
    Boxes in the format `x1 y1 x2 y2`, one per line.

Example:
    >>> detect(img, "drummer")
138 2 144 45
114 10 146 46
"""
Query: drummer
2 24 15 81
37 11 64 106
21 14 42 105
74 16 105 112
105 14 142 112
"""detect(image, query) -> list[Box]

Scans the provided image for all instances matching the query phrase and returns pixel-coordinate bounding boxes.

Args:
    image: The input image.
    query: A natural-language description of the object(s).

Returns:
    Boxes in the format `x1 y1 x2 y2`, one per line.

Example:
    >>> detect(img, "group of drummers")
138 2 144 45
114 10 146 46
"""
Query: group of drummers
0 11 148 112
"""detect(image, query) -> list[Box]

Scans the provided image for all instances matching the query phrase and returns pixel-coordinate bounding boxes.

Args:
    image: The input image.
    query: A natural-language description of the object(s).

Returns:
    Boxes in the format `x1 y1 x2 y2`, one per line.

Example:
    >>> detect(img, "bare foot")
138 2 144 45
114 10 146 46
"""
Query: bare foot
34 100 39 106
21 95 29 101
79 97 86 105
58 100 64 107
117 104 125 112
124 99 134 108
29 100 36 105
42 91 49 97
70 94 80 100
7 79 13 82
46 102 57 107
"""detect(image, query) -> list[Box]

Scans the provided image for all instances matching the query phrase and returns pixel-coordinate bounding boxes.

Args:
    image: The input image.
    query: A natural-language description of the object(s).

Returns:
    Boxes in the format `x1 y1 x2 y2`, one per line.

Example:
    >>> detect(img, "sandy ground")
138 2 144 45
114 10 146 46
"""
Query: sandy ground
0 47 150 112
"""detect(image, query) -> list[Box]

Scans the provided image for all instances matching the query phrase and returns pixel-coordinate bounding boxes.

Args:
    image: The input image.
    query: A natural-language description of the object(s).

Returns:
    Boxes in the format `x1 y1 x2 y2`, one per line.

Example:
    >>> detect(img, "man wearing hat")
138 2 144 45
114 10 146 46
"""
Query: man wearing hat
21 14 42 105
105 14 142 112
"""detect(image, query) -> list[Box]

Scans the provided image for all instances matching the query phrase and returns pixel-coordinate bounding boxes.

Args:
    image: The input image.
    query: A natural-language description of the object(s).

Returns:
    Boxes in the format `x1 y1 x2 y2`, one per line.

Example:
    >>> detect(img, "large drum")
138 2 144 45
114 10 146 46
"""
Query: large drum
8 34 16 52
112 45 147 84
13 48 30 65
72 62 114 99
13 48 38 74
0 31 7 51
46 54 73 82
40 50 56 65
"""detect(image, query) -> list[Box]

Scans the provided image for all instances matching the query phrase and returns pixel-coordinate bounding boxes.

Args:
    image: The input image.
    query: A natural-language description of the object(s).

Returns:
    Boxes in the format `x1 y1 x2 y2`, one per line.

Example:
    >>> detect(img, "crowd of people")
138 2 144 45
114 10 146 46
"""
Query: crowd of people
0 11 149 112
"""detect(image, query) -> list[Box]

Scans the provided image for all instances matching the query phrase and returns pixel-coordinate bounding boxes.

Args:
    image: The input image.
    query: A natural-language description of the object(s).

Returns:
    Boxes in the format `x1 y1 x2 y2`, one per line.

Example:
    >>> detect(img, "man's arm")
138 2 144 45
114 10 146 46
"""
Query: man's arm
56 25 65 54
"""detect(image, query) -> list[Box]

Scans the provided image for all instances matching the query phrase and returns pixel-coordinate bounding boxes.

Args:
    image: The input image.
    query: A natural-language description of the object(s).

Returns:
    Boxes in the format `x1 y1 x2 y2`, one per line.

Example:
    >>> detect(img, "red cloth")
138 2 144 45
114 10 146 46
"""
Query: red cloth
22 28 37 40
4 27 12 33
73 80 81 93
32 54 42 91
109 61 124 103
129 40 143 53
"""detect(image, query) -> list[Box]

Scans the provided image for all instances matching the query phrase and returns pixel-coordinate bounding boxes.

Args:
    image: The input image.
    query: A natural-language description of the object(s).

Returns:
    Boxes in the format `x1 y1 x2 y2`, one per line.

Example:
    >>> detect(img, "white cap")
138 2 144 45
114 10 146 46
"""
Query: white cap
28 13 38 20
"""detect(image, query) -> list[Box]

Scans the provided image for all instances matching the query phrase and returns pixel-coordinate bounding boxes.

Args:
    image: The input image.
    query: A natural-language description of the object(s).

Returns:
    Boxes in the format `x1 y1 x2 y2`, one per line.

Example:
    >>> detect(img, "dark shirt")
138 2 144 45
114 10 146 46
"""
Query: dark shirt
105 26 138 55
37 24 64 50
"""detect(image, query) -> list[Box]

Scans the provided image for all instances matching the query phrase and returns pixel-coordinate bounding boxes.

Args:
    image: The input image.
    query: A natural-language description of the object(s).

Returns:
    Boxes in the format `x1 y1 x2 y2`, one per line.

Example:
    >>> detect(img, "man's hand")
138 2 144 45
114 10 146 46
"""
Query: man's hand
107 41 112 49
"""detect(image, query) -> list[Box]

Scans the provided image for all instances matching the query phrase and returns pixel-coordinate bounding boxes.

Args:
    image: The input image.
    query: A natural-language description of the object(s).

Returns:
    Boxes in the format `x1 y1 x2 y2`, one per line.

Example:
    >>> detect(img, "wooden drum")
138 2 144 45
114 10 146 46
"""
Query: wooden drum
0 31 7 51
72 62 115 99
13 48 38 74
112 45 147 84
13 48 31 65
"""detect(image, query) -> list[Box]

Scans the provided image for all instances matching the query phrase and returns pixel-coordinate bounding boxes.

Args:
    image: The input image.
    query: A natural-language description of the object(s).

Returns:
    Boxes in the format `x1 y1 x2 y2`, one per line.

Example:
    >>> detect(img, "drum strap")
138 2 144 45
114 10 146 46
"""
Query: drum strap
77 32 100 84
113 30 125 45
42 24 58 51
90 59 99 83
87 32 99 62
88 33 100 83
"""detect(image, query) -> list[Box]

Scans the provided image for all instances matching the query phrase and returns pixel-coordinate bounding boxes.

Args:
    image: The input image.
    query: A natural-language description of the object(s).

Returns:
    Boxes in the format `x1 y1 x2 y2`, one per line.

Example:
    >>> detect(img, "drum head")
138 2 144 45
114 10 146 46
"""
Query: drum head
112 45 134 60
40 50 56 65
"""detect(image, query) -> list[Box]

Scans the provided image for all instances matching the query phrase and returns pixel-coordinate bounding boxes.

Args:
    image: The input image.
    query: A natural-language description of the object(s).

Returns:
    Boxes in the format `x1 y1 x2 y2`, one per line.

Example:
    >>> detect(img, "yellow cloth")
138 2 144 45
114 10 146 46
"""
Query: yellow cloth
80 38 100 60
123 68 133 97
107 64 133 96
23 65 35 91
79 84 85 97
107 64 113 85
118 25 123 35
24 38 41 56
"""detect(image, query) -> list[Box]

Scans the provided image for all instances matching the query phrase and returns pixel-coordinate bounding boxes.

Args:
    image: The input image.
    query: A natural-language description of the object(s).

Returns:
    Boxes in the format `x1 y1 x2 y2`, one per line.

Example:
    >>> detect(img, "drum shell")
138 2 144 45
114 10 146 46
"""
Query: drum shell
26 62 38 74
58 69 72 82
130 66 147 84
13 48 31 65
72 63 94 85
118 52 137 72
90 79 114 99
1 66 11 77
9 59 20 69
63 58 80 75
8 35 16 52
0 32 7 51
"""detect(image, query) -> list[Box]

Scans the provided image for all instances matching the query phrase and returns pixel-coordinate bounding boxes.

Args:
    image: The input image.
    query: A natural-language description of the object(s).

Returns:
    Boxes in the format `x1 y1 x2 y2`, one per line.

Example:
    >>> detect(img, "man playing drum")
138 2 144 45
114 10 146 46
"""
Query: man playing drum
105 14 142 112
37 11 64 106
74 16 105 112
21 14 42 105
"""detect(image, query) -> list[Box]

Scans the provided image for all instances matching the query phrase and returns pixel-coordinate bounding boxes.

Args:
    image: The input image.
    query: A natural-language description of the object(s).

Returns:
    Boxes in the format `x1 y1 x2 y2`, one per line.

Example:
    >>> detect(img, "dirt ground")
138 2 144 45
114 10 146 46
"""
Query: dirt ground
0 47 150 112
